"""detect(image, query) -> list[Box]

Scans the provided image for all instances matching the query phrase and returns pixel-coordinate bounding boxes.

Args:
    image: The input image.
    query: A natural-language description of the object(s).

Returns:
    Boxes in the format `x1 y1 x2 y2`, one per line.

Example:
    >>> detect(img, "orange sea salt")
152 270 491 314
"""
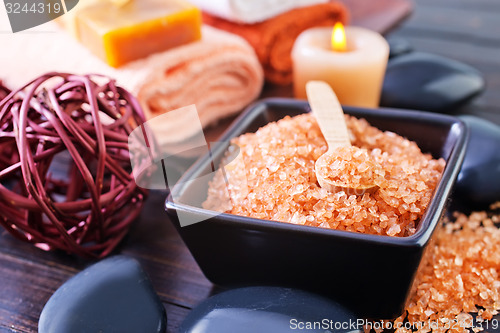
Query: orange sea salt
392 205 500 333
203 113 445 237
315 146 385 194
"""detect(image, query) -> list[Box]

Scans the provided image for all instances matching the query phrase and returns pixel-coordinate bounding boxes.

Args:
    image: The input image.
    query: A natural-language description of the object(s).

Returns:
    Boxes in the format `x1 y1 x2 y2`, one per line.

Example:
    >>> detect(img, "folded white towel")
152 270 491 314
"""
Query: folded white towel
189 0 328 23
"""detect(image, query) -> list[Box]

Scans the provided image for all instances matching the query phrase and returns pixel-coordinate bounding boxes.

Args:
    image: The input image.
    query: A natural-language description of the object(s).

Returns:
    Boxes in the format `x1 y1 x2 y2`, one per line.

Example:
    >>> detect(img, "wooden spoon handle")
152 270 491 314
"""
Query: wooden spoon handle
306 81 351 150
110 0 131 7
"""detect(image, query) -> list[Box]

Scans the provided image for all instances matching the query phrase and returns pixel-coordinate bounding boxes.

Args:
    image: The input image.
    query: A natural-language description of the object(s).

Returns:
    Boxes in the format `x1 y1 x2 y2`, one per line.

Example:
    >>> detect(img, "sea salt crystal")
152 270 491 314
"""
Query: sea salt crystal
297 146 308 156
387 224 401 236
357 162 369 173
424 309 434 317
268 163 279 172
291 184 304 195
416 181 427 191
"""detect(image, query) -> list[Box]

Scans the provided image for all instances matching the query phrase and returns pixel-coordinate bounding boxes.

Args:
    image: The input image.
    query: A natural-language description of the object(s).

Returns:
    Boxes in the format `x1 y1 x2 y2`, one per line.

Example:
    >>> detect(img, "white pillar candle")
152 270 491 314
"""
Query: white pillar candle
292 25 389 108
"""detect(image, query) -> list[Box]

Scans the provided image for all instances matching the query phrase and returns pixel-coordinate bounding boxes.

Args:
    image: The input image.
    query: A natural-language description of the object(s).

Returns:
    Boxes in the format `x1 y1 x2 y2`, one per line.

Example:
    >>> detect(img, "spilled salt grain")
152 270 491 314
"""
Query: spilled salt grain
392 204 500 332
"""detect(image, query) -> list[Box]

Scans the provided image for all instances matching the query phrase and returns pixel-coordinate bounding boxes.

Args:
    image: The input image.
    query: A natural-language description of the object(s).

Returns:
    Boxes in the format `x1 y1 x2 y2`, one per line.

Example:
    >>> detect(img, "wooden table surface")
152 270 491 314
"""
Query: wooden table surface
1 0 500 332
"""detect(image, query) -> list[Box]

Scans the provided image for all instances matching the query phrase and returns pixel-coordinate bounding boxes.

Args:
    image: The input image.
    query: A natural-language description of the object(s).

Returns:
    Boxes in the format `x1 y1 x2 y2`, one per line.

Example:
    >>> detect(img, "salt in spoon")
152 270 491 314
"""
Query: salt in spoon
306 81 380 195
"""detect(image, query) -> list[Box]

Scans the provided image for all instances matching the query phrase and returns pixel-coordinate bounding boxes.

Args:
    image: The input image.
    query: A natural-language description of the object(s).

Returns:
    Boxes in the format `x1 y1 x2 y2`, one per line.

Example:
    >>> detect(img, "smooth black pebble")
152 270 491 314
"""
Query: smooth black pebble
381 52 485 112
38 255 167 333
179 287 361 333
454 115 500 206
388 38 413 59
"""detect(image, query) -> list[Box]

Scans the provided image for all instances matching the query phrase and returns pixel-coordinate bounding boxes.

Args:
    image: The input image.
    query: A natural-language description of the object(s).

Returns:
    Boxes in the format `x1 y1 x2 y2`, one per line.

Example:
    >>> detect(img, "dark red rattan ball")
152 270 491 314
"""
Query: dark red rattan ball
0 73 148 258
0 80 9 100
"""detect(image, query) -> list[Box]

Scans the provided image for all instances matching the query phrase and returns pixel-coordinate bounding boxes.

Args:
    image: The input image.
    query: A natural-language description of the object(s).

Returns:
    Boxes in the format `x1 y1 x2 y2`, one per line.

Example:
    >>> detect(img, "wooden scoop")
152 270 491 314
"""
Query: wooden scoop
306 81 379 195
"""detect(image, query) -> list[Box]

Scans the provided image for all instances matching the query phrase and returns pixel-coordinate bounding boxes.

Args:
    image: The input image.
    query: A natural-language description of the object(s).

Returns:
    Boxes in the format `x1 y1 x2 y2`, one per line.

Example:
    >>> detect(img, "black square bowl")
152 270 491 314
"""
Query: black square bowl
165 98 468 319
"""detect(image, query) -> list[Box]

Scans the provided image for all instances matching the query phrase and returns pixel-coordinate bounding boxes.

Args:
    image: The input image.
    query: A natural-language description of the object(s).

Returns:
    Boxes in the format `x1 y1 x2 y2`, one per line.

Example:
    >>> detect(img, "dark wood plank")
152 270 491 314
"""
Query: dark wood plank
397 5 500 43
0 252 74 332
387 31 500 68
341 0 413 34
165 303 190 333
416 0 500 12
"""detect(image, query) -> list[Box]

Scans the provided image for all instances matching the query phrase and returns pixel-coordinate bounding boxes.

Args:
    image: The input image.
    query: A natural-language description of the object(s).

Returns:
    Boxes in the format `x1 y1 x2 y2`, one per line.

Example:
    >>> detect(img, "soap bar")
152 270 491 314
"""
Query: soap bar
75 0 202 67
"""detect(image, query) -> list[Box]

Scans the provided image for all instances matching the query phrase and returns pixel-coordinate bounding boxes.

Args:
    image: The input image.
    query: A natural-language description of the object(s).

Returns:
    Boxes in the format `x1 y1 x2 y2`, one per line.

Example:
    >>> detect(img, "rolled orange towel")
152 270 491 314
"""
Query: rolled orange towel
133 26 264 143
202 1 349 85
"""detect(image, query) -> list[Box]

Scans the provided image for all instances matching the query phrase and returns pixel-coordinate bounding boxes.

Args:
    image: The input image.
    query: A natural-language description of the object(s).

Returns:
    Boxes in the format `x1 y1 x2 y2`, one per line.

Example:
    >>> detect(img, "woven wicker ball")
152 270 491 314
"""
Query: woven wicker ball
0 81 9 101
0 73 148 258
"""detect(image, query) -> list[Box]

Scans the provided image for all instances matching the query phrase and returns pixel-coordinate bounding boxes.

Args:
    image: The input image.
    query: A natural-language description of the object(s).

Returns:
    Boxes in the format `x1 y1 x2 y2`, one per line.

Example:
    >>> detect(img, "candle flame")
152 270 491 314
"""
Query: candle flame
331 22 347 52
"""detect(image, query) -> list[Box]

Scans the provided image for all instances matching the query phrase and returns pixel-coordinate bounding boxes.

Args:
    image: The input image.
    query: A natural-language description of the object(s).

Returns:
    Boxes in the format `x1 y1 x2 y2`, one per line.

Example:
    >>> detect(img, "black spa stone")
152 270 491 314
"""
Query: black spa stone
381 52 485 112
38 256 166 333
455 115 500 206
388 38 413 59
179 287 361 333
